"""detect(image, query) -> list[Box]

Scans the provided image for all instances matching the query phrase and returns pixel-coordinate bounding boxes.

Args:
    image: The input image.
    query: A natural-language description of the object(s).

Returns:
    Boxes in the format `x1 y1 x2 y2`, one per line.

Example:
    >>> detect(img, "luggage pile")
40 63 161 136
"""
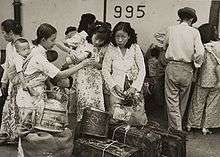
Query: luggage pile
73 107 186 157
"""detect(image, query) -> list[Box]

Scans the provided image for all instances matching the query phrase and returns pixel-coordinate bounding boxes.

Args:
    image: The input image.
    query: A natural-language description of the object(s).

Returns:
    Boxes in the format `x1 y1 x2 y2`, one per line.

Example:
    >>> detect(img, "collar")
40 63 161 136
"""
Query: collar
180 22 189 26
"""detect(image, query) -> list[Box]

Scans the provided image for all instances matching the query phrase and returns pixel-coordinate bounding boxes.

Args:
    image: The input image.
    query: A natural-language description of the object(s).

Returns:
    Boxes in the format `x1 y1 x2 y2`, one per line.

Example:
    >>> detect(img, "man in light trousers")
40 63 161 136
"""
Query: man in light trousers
164 7 204 131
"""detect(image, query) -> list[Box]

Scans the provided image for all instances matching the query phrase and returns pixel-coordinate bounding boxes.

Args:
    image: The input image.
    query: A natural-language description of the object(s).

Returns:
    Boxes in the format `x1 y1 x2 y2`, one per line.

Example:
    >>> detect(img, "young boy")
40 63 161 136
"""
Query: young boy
163 7 204 131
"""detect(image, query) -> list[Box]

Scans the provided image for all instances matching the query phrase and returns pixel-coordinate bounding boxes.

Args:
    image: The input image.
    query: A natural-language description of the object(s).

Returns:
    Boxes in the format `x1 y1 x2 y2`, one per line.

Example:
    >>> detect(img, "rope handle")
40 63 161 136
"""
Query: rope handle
112 124 127 140
111 124 131 144
102 140 116 157
123 125 130 144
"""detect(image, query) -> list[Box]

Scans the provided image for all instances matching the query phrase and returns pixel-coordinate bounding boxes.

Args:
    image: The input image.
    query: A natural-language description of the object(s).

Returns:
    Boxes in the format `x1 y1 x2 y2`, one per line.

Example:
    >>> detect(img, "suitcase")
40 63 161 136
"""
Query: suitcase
74 138 139 157
81 107 111 138
108 122 162 157
146 124 186 157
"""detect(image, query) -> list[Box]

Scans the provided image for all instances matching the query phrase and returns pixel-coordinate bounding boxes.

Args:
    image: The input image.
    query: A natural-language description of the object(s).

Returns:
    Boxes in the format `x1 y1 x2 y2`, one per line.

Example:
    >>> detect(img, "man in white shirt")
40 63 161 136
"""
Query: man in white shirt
163 7 204 131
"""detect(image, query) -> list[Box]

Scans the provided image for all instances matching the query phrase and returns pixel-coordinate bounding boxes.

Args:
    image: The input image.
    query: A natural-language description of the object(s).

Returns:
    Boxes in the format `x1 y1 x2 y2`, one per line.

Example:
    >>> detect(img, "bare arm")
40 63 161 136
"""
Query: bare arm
55 58 97 79
55 42 71 54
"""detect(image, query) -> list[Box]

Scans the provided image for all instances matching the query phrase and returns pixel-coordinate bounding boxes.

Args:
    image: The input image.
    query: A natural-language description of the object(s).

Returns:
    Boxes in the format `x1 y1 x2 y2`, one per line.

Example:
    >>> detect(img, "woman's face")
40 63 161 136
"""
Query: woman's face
42 33 57 50
92 33 105 47
115 30 130 48
1 26 13 42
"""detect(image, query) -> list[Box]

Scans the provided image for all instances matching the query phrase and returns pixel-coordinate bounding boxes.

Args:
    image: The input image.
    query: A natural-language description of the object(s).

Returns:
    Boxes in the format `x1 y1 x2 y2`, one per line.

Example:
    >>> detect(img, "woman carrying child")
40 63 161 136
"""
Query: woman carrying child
0 19 25 143
15 23 96 157
187 23 220 135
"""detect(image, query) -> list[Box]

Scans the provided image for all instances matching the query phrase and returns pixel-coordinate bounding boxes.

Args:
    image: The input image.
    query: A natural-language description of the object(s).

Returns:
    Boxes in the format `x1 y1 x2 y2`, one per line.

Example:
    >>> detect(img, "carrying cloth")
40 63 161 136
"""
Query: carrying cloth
20 128 73 157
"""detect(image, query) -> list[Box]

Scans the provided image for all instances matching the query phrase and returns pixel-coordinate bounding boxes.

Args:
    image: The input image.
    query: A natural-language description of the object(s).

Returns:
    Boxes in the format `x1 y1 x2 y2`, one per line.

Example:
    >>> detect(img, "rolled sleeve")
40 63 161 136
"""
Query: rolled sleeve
194 30 205 67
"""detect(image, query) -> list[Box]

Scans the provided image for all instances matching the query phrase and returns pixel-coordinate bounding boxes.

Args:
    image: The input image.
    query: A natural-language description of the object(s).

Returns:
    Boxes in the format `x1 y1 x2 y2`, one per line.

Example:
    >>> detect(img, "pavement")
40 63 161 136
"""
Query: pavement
0 104 219 157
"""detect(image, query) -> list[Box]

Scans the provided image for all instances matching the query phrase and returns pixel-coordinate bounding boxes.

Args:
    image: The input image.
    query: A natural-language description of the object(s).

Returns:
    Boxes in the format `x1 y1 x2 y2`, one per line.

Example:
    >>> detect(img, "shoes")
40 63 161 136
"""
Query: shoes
202 128 212 135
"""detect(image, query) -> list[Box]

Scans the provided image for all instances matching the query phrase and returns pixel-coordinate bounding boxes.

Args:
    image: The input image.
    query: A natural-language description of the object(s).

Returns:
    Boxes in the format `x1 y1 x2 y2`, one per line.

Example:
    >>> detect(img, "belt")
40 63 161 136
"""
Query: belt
168 60 192 65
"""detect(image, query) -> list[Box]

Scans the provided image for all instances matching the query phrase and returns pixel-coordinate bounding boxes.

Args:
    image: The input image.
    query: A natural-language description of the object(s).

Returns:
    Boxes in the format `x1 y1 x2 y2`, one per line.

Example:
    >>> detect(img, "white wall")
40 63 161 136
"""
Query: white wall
0 0 13 50
106 0 211 52
0 0 212 66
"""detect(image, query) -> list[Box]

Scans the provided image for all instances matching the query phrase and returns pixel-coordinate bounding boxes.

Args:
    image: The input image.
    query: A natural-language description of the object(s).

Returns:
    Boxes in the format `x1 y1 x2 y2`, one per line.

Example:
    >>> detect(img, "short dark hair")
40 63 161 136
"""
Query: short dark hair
65 26 77 35
46 50 58 62
112 22 137 48
198 23 217 44
78 13 96 33
14 38 29 49
1 19 22 35
179 13 193 22
32 23 57 45
14 38 29 44
87 21 111 46
150 46 161 59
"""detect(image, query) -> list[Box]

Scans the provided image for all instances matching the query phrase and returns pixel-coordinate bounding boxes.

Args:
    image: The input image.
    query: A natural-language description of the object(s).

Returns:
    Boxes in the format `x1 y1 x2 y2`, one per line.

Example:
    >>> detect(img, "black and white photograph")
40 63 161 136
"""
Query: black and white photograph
0 0 219 157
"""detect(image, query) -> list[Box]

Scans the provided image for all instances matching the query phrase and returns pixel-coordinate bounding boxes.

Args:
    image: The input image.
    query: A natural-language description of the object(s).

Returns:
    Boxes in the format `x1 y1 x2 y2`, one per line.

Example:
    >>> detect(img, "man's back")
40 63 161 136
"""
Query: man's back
165 22 204 63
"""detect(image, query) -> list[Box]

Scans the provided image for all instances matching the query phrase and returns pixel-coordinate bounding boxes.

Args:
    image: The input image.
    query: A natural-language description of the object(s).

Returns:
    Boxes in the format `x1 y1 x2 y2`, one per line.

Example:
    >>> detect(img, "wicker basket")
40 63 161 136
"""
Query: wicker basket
34 90 68 132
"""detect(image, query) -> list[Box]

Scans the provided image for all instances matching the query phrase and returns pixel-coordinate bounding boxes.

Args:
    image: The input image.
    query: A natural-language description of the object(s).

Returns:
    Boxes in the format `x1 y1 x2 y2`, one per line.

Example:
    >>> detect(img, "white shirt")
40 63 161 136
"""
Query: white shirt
102 44 146 92
164 22 204 66
24 45 60 87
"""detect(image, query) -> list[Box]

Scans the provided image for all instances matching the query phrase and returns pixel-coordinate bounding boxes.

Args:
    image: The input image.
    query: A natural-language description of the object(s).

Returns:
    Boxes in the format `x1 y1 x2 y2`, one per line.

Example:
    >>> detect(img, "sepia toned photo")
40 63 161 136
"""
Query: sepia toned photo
0 0 219 157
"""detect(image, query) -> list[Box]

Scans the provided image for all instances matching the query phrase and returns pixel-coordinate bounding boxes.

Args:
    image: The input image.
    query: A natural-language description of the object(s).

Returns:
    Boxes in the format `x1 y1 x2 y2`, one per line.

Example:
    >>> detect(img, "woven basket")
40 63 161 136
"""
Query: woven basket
34 90 68 132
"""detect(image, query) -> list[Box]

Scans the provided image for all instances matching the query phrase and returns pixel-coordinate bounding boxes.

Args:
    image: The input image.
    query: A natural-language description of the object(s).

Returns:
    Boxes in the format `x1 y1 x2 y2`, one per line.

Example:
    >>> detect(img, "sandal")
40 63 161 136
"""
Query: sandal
186 125 191 132
202 128 212 135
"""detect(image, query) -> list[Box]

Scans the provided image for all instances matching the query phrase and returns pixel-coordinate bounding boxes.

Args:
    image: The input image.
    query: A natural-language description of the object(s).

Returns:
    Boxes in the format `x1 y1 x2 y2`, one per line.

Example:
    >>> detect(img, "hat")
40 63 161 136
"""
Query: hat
178 7 197 23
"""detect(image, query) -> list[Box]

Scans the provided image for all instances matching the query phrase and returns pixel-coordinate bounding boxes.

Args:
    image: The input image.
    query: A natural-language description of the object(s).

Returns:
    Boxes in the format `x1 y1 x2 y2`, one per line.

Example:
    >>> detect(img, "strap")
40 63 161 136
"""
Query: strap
112 124 127 140
123 125 130 144
102 140 116 157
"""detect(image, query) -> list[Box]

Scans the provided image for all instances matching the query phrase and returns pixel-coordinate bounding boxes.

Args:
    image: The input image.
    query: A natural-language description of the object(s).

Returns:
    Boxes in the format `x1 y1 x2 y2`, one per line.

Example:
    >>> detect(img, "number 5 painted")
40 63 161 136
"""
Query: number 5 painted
137 5 146 18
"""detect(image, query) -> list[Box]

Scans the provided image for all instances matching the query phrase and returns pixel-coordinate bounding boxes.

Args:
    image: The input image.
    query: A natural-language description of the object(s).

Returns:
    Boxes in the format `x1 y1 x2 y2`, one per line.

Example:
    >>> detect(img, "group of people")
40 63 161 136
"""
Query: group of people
0 12 148 156
0 6 220 156
146 7 220 135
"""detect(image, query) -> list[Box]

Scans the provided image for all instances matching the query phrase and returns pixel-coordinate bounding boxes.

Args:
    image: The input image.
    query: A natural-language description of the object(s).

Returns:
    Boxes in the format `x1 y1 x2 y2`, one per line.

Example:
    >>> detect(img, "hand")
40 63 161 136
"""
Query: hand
193 54 203 64
125 87 137 97
1 82 7 96
113 85 125 98
26 86 40 96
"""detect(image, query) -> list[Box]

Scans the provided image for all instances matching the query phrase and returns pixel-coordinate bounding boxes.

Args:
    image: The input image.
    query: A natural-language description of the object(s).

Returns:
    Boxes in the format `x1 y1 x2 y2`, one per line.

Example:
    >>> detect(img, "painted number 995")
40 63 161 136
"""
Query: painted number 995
114 5 146 18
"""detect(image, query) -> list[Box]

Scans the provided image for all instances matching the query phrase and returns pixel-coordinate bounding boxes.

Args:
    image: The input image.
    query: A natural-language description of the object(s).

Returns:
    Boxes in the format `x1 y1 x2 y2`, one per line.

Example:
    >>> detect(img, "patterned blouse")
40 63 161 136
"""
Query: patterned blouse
102 44 146 92
197 42 220 88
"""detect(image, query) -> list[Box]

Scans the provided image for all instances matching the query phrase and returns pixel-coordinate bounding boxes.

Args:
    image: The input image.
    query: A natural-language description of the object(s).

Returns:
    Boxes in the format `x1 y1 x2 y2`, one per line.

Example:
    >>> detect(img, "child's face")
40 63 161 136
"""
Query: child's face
115 30 130 48
65 31 77 39
15 42 31 58
92 33 105 47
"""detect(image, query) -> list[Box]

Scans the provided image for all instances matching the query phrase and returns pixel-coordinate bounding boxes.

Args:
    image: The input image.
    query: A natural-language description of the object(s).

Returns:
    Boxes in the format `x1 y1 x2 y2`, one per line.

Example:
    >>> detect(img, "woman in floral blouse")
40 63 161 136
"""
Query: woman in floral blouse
102 22 147 125
187 23 220 135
